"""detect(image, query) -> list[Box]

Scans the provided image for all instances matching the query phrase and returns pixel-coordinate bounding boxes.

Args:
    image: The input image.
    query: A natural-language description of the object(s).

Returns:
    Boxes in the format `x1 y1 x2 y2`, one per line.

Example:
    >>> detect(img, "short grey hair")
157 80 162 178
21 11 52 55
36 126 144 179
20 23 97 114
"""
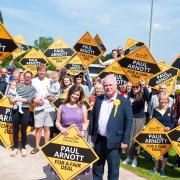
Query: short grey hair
102 74 117 85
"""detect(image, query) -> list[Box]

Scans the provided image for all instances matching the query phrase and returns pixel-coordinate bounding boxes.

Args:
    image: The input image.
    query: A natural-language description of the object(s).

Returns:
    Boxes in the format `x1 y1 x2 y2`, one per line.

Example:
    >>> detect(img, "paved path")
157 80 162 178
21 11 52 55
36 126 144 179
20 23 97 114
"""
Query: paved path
0 134 144 180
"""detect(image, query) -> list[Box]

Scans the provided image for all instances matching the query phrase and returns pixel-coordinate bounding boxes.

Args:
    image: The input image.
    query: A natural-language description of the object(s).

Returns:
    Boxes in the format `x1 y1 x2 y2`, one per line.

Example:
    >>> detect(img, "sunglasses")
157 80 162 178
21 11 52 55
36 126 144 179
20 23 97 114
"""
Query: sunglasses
76 75 83 78
132 86 140 89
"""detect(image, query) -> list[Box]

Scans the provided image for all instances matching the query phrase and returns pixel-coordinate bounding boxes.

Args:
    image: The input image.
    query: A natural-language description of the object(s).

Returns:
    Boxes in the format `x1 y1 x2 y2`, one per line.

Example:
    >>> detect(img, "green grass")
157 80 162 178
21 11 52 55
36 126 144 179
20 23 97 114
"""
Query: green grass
120 148 180 180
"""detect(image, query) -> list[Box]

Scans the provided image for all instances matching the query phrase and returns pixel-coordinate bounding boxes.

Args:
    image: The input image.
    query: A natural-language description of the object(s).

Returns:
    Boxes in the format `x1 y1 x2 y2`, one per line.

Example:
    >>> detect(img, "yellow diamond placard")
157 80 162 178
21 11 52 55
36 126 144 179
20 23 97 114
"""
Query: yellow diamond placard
0 96 34 148
118 45 161 84
12 35 29 58
148 62 178 94
94 34 106 57
167 126 180 156
19 48 49 77
74 32 101 68
40 125 99 180
124 39 144 56
65 54 85 75
44 39 75 68
0 22 18 61
98 61 128 86
134 118 172 160
172 55 180 78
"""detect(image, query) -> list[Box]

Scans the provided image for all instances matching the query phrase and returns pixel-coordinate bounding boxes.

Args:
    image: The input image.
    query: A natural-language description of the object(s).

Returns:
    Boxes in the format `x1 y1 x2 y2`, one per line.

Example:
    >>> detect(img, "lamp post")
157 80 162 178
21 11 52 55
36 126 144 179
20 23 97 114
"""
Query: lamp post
148 0 154 50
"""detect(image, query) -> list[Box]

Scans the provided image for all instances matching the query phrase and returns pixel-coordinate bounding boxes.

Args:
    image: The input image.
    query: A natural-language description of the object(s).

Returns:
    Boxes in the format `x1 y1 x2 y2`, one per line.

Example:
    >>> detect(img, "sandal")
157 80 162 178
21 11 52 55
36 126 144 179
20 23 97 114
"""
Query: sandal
30 147 39 154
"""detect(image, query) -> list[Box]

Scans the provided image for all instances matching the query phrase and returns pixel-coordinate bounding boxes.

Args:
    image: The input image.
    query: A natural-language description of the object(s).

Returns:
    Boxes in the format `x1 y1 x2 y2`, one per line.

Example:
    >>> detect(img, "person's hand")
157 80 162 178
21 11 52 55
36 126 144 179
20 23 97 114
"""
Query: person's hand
139 80 146 88
34 98 44 105
121 143 128 149
77 130 86 137
177 119 180 126
60 127 68 135
46 96 55 101
164 127 170 131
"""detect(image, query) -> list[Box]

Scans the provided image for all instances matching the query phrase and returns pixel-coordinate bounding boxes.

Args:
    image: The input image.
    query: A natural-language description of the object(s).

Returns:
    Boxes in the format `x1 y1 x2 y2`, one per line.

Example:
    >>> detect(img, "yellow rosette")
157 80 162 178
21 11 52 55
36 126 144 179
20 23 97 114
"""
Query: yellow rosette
113 99 121 117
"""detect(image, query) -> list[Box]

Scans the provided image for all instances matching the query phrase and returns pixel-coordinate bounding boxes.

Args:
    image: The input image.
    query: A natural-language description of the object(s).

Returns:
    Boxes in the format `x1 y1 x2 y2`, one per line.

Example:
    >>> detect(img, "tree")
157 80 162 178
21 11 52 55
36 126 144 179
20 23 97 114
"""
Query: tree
34 37 54 52
0 11 3 24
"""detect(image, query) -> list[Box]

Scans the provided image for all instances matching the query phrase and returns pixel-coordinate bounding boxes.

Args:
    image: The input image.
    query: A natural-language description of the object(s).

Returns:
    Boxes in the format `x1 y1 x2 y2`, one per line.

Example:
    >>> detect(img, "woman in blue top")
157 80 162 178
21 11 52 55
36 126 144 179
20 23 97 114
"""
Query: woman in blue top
150 93 175 177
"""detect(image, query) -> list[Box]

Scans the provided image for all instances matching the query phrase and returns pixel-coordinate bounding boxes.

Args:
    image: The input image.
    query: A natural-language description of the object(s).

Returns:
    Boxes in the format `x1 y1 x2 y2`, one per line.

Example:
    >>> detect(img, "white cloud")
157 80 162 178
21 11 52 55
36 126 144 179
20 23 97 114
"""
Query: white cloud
1 7 44 27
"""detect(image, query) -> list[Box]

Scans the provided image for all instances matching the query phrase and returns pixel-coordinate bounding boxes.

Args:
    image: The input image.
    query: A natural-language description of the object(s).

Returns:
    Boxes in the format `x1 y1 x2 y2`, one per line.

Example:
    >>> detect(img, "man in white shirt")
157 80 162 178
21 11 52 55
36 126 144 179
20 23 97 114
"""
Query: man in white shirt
31 64 56 154
90 74 133 180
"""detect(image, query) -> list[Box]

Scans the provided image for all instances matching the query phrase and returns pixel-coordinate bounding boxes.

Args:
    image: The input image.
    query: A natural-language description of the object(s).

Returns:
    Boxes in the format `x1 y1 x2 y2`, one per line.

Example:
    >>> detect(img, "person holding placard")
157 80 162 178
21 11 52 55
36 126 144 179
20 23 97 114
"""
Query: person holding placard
98 49 118 66
55 84 89 176
150 93 176 176
172 94 180 168
123 80 150 167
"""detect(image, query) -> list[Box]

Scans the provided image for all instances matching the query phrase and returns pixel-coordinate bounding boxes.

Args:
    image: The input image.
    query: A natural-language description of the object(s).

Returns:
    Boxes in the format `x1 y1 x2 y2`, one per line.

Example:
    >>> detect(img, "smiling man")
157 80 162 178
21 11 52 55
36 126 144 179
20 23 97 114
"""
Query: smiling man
89 74 133 180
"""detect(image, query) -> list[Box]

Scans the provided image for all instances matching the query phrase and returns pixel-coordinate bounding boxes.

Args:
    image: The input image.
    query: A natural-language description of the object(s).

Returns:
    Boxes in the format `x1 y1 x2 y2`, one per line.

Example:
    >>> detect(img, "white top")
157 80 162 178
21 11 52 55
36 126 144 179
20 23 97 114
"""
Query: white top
103 59 115 66
32 77 55 112
32 77 50 98
98 93 117 136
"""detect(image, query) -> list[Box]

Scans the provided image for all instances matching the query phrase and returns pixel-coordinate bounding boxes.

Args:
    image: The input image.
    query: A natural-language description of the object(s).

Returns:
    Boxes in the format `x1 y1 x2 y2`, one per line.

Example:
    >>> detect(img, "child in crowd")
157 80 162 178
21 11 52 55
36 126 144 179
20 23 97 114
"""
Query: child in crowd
47 71 60 98
6 80 23 114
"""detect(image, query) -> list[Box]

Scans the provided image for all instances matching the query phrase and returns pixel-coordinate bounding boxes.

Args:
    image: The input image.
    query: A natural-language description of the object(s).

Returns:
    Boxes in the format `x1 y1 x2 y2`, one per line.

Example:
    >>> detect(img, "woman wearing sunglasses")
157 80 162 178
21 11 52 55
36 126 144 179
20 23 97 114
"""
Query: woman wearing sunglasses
123 80 150 168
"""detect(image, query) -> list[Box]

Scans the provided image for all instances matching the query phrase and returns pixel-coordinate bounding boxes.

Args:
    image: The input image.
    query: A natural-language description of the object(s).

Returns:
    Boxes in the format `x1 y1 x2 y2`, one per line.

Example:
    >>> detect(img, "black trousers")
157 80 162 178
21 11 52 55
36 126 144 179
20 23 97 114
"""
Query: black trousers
12 108 30 148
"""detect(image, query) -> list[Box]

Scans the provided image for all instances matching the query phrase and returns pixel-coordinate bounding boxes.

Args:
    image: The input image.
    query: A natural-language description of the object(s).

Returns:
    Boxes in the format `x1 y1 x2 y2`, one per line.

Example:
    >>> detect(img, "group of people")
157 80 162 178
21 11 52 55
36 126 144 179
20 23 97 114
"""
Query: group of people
0 58 179 179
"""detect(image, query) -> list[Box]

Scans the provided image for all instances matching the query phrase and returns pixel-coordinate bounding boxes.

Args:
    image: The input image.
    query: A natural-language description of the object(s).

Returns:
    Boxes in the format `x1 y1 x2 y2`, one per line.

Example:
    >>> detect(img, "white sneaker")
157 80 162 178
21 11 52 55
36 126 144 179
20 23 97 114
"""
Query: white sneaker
132 158 137 168
10 148 18 157
21 148 28 157
123 157 132 164
19 109 24 114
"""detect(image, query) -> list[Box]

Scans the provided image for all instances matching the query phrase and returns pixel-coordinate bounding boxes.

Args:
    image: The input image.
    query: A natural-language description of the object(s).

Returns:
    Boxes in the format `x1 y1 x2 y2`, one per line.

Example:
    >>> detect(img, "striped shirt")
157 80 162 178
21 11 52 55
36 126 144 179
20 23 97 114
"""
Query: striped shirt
16 83 36 108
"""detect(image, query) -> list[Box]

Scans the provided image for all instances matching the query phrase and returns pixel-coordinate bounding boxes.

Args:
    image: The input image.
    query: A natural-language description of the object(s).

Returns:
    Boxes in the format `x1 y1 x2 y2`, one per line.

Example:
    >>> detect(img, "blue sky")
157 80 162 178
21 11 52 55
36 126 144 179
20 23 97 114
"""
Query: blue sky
1 0 180 65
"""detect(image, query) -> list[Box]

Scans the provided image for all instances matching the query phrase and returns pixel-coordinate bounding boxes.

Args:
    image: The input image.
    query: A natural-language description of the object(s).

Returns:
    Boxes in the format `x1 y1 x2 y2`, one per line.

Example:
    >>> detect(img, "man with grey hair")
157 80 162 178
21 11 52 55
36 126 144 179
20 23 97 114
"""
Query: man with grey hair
90 74 133 180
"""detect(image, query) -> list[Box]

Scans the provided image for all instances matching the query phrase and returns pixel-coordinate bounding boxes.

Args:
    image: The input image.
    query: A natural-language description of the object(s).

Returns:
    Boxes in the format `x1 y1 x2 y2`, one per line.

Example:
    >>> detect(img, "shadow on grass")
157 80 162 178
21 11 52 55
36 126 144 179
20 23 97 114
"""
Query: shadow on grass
120 148 180 180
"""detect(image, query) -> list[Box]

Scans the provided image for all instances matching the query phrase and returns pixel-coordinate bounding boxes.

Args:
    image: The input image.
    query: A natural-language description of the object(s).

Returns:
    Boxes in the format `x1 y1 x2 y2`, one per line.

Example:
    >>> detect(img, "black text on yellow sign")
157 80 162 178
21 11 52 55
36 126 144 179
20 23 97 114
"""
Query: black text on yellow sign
74 32 101 68
44 39 75 68
172 55 180 69
148 66 178 94
98 61 128 86
94 34 106 57
0 96 34 148
40 125 99 180
172 55 180 78
0 22 18 61
167 126 180 156
19 48 49 77
118 45 161 85
134 118 171 160
65 54 85 75
124 39 144 56
12 35 29 58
